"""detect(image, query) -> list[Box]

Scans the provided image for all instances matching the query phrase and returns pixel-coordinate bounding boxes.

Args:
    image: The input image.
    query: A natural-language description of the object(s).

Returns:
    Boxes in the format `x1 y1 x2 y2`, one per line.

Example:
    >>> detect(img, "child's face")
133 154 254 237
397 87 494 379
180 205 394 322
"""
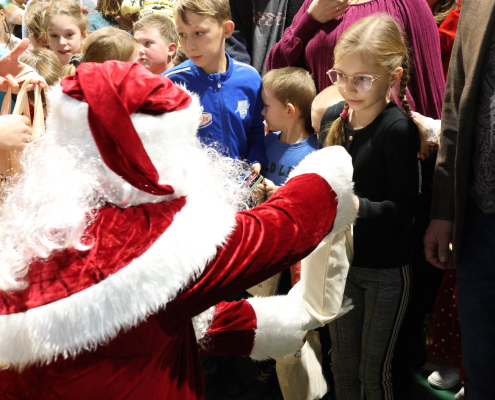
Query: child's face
135 28 177 74
46 15 88 65
333 52 399 116
175 11 233 74
261 88 288 132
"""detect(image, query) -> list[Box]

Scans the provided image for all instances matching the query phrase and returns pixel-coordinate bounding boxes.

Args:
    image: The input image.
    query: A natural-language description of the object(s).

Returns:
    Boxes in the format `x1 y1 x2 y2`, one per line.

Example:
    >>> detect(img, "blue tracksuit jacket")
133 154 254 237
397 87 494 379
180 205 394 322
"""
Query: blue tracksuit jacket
163 52 265 167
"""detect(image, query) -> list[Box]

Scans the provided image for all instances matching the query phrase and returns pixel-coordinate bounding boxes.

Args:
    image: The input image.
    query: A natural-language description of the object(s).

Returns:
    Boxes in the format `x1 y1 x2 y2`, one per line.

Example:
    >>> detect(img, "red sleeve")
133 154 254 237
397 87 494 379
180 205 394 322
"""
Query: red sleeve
162 173 338 329
198 300 257 357
439 8 461 79
266 0 322 71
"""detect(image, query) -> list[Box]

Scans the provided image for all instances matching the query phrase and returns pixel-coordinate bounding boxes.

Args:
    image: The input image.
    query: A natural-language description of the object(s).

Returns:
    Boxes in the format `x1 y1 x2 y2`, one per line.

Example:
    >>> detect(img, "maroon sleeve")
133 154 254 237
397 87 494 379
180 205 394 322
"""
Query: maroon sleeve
266 0 322 71
162 173 338 329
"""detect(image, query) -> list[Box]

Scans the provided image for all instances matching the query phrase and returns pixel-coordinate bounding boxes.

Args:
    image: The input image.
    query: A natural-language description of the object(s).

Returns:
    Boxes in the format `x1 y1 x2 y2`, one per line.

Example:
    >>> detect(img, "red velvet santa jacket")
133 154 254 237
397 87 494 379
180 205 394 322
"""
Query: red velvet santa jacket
0 147 355 400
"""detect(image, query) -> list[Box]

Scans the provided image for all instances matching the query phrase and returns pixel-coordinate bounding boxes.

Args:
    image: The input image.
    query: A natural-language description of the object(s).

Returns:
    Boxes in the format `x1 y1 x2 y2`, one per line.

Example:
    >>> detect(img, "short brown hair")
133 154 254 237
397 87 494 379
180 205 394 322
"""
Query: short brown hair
262 67 317 120
133 13 178 45
95 0 121 18
174 0 231 25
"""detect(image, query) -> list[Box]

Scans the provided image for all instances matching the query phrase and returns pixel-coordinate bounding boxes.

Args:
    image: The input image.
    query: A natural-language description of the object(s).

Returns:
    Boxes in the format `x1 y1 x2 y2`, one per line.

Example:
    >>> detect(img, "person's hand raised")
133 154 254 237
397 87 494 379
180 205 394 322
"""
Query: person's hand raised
308 0 353 24
0 39 47 93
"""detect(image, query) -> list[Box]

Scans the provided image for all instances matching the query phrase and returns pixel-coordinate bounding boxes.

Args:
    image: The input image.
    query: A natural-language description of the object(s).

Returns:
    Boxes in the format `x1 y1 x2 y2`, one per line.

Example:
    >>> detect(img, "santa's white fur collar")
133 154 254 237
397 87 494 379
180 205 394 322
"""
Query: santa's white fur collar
0 194 236 369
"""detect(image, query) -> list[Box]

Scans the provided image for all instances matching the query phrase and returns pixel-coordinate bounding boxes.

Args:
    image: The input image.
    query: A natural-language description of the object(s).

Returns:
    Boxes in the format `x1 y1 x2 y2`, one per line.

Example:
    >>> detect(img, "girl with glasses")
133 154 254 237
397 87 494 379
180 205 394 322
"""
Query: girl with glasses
320 14 427 400
266 0 445 120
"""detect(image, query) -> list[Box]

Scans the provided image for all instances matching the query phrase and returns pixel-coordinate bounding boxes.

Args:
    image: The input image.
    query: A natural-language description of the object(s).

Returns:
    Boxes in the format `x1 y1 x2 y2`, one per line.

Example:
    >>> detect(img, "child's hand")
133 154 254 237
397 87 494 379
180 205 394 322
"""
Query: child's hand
249 163 261 175
264 179 280 199
252 181 266 205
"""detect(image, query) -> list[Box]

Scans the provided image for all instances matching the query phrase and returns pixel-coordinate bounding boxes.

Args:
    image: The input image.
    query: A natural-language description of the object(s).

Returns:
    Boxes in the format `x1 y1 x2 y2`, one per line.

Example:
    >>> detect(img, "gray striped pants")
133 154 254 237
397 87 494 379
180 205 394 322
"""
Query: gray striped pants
328 265 411 400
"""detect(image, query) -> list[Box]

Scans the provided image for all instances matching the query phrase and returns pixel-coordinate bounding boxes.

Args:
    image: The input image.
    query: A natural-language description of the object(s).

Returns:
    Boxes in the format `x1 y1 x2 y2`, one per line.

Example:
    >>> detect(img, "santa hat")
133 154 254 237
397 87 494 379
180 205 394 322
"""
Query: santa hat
61 61 192 196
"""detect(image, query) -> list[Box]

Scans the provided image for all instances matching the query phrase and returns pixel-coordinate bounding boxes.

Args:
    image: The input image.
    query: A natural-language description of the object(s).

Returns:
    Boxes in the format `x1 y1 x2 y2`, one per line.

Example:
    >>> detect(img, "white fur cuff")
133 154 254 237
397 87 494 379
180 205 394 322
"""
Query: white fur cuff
288 146 357 234
247 286 318 360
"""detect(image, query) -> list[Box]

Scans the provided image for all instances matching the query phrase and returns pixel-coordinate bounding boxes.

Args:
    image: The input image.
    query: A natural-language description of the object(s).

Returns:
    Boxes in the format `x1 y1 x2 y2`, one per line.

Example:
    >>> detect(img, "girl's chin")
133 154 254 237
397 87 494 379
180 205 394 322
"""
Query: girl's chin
58 52 73 65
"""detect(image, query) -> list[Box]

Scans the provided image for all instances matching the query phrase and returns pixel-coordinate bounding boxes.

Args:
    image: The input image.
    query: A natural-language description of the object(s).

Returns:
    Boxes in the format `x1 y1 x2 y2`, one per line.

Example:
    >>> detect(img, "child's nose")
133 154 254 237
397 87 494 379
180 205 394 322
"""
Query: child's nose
59 36 67 45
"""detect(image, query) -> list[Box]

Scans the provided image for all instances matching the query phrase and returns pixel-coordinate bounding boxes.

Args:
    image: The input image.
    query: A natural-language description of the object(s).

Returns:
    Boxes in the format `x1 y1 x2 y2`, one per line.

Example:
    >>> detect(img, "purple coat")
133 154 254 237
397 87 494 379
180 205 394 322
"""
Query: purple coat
267 0 445 119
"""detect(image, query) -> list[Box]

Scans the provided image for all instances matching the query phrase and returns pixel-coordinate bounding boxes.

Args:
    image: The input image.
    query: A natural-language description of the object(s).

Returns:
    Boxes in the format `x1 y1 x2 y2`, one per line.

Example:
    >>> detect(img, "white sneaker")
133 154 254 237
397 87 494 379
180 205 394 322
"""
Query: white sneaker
427 366 460 389
455 387 465 400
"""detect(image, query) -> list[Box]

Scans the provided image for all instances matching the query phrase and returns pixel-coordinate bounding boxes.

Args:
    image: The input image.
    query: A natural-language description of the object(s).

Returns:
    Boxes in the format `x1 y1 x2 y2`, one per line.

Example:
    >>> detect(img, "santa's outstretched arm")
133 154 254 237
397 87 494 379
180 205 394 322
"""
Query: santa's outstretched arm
193 283 353 360
163 146 357 346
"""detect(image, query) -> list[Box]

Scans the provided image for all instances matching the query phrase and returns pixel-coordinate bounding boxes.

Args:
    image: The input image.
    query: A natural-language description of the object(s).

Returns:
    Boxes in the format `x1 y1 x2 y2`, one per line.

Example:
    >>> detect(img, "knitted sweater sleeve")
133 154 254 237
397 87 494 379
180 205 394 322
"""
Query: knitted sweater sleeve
266 0 321 71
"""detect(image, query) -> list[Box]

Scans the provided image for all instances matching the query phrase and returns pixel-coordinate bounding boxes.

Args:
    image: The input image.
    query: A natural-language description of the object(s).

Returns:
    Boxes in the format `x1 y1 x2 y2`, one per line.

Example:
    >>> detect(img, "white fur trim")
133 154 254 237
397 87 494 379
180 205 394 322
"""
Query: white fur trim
192 305 216 342
0 195 236 369
288 146 357 234
247 285 319 360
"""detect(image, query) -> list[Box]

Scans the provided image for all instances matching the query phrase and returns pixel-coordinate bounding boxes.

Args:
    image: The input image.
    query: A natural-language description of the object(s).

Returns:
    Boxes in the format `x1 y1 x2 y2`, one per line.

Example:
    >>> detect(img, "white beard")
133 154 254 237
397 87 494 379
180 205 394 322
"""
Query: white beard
0 84 249 292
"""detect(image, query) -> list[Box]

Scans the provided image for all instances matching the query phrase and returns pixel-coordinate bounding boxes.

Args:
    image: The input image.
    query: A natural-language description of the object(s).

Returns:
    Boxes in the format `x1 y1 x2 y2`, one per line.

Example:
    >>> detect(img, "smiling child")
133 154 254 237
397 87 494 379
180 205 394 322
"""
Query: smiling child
44 1 89 66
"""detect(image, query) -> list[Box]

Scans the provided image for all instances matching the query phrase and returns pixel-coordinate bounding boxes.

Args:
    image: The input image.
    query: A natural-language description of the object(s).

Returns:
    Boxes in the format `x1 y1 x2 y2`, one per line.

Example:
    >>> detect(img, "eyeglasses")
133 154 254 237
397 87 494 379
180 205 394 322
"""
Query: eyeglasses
327 69 390 91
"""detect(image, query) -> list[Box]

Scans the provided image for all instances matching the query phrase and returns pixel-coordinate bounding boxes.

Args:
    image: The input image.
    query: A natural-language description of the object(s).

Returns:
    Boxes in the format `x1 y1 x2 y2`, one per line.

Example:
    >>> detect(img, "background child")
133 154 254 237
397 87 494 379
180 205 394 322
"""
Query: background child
0 4 21 50
88 0 137 32
321 15 425 400
20 47 63 116
24 1 50 50
44 0 89 65
63 26 139 76
164 0 265 174
311 84 344 145
254 67 317 202
133 13 177 74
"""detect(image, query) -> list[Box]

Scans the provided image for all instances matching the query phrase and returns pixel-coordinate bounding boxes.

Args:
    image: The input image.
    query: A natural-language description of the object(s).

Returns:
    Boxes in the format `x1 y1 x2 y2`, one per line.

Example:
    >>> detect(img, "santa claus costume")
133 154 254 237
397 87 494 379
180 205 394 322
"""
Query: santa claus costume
0 62 356 399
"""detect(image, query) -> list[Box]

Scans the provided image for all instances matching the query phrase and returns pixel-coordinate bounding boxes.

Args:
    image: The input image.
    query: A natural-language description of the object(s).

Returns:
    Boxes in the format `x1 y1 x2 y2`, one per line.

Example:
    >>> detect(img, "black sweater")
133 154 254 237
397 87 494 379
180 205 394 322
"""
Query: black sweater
321 101 420 269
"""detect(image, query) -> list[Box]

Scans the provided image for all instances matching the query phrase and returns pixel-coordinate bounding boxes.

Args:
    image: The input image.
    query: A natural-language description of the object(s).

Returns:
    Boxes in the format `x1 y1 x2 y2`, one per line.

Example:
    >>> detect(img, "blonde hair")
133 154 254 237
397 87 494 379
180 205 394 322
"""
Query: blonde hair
312 85 344 114
133 13 178 45
324 14 427 158
174 0 231 25
63 26 139 76
25 1 50 47
43 0 89 36
262 67 317 120
21 48 63 105
95 0 121 18
20 48 63 86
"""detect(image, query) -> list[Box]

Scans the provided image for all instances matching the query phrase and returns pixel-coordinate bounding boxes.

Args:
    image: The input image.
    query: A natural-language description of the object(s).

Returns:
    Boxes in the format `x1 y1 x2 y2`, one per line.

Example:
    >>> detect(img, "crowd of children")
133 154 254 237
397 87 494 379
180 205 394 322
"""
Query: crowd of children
0 0 474 399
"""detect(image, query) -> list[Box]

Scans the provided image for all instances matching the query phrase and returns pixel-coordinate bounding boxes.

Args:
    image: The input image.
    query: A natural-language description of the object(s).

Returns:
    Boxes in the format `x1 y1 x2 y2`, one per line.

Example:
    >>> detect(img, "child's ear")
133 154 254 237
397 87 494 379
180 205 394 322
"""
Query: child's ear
390 67 403 88
82 30 89 40
168 42 177 57
287 103 296 117
222 20 234 39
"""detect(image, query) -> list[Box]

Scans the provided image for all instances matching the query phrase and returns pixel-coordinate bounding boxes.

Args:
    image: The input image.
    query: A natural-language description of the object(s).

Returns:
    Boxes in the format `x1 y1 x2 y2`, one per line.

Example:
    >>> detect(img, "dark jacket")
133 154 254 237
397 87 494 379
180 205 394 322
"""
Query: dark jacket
431 0 495 262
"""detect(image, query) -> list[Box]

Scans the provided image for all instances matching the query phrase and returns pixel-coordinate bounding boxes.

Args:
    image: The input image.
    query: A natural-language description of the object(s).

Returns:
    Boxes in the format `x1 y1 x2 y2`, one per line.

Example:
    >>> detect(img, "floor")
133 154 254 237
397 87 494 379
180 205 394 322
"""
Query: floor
219 358 462 400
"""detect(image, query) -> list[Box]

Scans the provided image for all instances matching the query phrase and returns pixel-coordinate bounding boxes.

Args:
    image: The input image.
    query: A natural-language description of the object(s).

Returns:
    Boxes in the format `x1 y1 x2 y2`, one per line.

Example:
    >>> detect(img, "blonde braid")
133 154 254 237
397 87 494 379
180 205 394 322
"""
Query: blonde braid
398 54 412 117
324 102 349 148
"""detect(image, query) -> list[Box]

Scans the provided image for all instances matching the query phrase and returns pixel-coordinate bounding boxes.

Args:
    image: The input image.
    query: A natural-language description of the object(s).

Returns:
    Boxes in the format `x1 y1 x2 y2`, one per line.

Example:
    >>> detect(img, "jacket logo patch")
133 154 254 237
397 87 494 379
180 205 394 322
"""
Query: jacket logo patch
235 100 249 120
199 112 213 129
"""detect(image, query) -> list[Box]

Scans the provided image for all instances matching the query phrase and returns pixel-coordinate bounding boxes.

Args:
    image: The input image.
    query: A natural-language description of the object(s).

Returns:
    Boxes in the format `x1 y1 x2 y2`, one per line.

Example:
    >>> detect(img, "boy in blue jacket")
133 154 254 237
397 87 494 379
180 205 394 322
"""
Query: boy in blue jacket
164 0 265 173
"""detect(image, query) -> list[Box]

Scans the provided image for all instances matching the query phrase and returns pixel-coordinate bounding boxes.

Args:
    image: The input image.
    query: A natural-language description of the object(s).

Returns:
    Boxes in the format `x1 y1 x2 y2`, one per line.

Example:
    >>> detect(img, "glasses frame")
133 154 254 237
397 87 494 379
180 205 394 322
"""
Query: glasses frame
327 69 390 91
